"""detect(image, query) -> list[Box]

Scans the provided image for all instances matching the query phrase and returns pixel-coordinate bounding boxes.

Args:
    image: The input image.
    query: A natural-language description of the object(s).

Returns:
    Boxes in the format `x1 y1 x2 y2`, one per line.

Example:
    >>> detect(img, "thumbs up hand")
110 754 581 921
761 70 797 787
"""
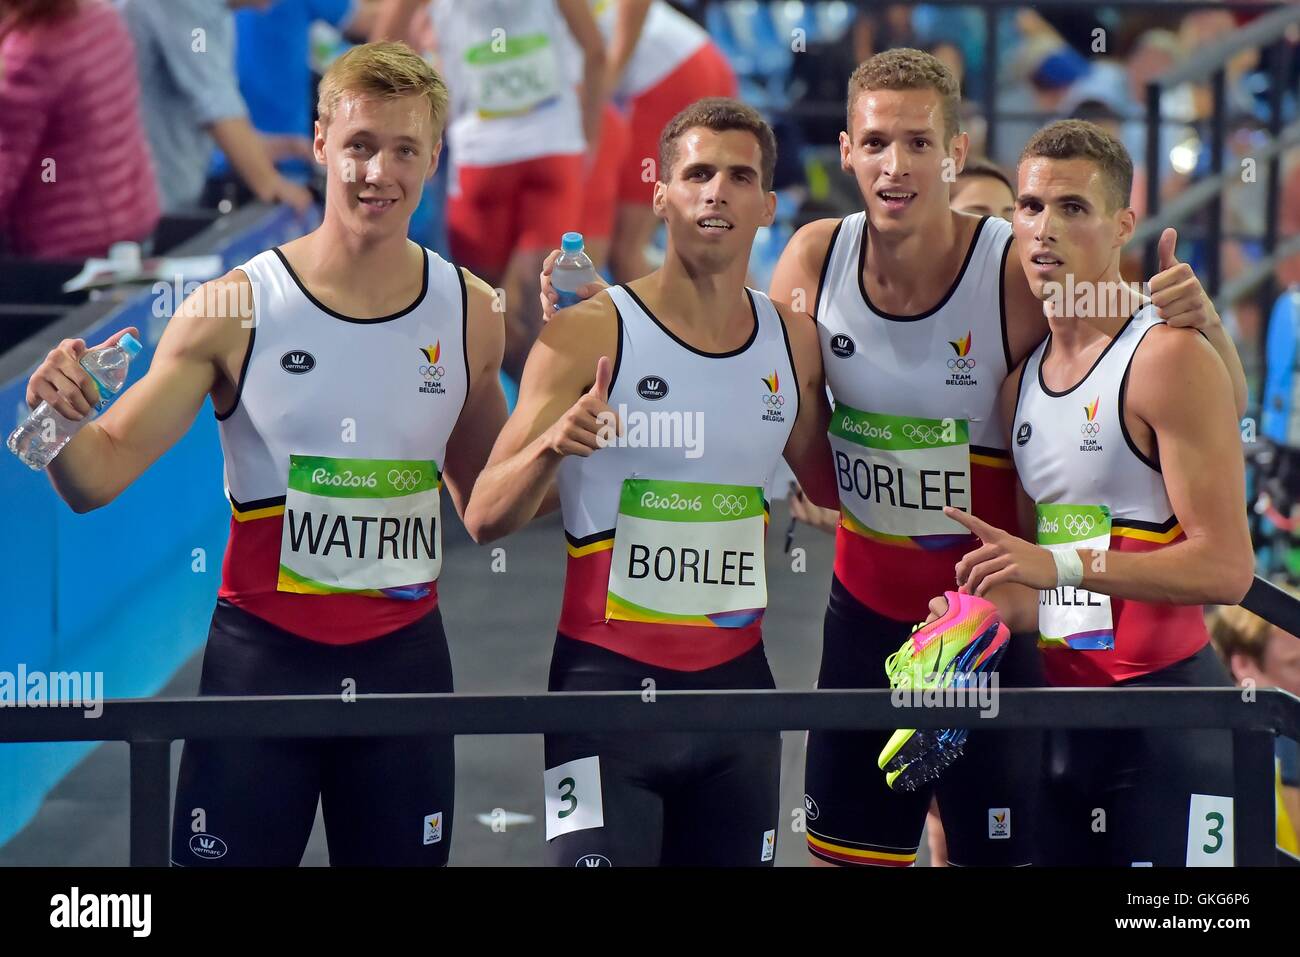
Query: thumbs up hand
541 355 622 458
1148 227 1220 331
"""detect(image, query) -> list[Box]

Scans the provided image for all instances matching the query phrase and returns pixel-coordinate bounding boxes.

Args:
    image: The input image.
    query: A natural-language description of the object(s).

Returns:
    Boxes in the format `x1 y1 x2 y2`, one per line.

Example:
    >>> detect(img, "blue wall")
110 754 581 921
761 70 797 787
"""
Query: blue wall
0 206 310 847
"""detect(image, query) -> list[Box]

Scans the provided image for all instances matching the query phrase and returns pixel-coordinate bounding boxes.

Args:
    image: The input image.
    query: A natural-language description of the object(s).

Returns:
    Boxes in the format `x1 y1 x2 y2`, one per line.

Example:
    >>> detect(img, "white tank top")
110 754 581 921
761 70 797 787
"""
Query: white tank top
1012 305 1211 686
433 0 586 169
220 246 469 510
813 212 1021 620
1013 305 1171 523
816 212 1012 442
580 0 710 97
558 284 797 538
554 283 798 669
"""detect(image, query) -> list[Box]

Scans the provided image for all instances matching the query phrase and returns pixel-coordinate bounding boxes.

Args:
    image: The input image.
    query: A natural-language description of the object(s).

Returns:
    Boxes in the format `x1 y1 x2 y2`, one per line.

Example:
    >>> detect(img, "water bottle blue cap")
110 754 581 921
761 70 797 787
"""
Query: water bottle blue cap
119 332 142 357
561 232 584 253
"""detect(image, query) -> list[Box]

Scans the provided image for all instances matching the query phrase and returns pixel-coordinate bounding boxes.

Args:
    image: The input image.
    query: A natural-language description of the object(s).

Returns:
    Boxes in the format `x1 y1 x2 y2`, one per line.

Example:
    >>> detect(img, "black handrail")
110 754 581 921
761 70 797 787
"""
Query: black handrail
1 685 1296 867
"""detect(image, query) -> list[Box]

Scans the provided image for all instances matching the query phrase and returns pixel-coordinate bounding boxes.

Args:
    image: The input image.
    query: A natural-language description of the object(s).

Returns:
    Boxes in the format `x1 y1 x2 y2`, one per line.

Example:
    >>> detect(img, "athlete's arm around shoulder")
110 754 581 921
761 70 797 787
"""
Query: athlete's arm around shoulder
462 294 619 543
769 217 841 320
36 269 247 513
772 299 837 509
441 269 508 521
1087 324 1254 604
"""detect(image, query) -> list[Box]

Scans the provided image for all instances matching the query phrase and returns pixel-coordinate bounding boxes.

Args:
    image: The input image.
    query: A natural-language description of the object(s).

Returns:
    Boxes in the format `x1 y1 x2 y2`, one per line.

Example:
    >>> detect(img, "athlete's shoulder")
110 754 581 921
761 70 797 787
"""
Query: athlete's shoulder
768 294 819 348
536 289 620 355
787 216 844 269
457 265 497 306
1132 315 1220 369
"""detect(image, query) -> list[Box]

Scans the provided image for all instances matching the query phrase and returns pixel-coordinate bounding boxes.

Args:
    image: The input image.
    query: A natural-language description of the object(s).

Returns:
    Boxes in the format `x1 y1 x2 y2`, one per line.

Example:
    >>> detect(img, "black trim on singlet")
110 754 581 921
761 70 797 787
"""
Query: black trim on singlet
456 265 470 391
1013 350 1032 421
214 300 256 422
607 296 625 396
997 233 1014 373
619 283 759 358
856 214 988 322
1036 307 1143 398
227 491 287 514
971 443 1012 460
770 293 802 426
272 245 430 324
811 219 844 321
1118 321 1167 475
1111 513 1180 533
565 528 615 549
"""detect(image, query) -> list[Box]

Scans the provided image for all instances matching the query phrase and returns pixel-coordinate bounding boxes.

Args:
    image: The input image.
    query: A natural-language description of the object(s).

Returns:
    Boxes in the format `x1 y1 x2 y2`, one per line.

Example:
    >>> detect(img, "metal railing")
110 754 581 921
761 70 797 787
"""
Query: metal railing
1 574 1298 867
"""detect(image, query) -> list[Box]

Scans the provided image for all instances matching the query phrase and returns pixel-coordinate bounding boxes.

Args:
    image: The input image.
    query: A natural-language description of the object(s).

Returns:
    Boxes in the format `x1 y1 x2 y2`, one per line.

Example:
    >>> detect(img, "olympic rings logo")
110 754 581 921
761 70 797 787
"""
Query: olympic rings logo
1080 422 1101 435
762 394 785 406
902 423 943 444
947 357 977 371
419 364 446 379
712 493 750 517
1063 514 1096 537
388 469 426 492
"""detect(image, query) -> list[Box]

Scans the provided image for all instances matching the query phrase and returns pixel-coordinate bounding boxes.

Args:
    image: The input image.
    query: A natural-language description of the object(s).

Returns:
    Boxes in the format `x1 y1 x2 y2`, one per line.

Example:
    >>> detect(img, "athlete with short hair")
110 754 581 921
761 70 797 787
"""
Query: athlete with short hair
465 98 838 866
930 119 1254 866
768 48 1246 867
24 41 508 866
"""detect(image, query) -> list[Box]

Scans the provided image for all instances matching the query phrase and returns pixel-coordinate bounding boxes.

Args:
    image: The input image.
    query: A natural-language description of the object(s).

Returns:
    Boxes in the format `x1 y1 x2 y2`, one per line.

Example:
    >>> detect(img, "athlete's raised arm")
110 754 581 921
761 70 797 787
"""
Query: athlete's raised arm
463 295 619 542
441 269 508 520
30 271 248 513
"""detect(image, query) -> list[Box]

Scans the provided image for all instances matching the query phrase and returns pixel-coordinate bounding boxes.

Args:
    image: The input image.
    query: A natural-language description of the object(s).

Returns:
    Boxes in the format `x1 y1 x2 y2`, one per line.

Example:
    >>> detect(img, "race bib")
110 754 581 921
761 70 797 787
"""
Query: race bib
606 478 766 628
465 33 561 119
827 405 971 546
278 454 441 599
1036 503 1113 650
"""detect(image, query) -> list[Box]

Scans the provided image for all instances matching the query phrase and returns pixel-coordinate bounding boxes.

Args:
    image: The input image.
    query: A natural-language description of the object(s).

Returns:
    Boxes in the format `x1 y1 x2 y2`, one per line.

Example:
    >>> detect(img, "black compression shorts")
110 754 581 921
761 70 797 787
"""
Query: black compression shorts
543 634 781 867
1039 643 1236 867
170 598 455 867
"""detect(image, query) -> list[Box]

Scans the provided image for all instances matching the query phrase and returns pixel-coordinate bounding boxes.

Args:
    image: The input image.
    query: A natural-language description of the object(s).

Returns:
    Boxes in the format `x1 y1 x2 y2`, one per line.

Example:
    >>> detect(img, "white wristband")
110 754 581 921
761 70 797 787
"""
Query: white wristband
1053 548 1085 587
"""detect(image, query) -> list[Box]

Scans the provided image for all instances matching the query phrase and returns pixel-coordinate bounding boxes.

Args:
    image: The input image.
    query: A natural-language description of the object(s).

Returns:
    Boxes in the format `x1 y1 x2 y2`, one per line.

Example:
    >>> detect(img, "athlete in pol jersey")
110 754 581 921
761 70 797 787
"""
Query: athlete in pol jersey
768 50 1247 867
466 99 838 866
23 43 508 866
939 120 1254 866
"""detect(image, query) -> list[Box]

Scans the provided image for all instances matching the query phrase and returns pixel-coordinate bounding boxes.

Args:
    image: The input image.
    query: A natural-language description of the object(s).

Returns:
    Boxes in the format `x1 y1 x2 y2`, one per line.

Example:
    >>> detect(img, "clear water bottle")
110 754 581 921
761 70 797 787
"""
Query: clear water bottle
7 332 143 471
552 232 598 310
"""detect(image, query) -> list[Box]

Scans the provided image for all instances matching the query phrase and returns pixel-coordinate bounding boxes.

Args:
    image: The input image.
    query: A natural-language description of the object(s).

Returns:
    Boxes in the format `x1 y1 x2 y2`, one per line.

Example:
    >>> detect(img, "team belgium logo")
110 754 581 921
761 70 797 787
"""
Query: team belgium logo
760 370 786 423
945 330 977 387
418 342 447 395
1080 396 1102 452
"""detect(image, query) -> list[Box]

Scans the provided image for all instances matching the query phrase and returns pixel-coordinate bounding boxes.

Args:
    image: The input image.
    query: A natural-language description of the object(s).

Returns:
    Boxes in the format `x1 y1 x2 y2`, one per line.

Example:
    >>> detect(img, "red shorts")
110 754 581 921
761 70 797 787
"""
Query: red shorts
449 153 582 275
579 103 631 242
619 42 738 206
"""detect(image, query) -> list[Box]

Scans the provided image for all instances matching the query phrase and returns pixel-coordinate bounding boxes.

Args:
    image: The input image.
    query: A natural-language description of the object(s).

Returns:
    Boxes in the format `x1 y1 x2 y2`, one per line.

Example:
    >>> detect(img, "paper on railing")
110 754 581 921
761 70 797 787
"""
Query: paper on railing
62 254 224 294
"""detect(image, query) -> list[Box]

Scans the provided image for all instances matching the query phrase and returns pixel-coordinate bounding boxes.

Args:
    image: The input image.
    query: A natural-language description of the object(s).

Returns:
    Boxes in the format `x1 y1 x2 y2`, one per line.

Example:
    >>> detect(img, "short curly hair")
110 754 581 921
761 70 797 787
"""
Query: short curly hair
1020 120 1133 211
658 97 777 191
846 48 962 142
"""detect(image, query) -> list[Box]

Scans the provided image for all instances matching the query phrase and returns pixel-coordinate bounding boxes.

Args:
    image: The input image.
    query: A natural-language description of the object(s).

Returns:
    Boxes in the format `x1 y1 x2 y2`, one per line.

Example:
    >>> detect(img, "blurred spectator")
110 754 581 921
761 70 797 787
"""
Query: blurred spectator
951 157 1014 221
1209 602 1300 855
213 0 382 187
121 0 312 214
0 0 160 259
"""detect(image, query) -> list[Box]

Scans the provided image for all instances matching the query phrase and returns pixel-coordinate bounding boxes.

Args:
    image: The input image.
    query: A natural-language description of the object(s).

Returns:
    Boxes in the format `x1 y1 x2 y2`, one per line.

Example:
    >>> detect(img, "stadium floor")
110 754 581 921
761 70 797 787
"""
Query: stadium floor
1 499 935 867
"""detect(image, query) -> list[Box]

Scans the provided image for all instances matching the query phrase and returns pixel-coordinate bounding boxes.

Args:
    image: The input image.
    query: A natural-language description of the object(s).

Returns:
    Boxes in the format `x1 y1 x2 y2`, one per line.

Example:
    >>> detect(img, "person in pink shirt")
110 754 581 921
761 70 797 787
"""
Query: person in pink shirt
0 0 161 260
